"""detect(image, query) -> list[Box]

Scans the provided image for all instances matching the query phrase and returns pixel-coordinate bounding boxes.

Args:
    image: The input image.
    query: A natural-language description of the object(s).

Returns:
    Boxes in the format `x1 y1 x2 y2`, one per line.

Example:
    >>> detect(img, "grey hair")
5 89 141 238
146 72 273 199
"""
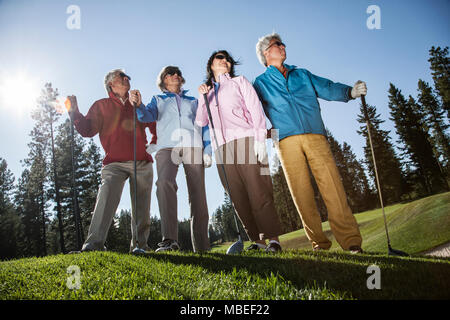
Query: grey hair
104 68 124 94
256 32 282 66
157 66 186 92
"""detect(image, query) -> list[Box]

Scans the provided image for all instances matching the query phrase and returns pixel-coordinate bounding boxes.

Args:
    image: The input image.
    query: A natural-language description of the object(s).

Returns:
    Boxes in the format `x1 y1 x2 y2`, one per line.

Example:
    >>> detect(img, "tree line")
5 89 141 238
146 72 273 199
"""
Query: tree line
0 46 448 259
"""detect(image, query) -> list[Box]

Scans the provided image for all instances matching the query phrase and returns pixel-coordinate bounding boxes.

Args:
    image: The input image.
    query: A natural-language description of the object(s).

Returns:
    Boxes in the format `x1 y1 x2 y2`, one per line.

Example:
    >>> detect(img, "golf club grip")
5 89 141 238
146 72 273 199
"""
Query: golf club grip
361 94 366 106
203 93 215 130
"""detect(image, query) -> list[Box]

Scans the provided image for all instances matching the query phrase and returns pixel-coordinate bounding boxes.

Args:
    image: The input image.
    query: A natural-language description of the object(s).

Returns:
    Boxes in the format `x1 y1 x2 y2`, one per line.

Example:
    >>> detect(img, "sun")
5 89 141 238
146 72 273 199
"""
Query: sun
0 72 41 116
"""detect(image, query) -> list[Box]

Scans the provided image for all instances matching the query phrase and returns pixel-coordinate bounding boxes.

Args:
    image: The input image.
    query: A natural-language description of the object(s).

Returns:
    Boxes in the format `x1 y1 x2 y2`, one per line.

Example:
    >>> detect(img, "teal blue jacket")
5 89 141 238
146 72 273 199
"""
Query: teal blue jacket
253 64 353 141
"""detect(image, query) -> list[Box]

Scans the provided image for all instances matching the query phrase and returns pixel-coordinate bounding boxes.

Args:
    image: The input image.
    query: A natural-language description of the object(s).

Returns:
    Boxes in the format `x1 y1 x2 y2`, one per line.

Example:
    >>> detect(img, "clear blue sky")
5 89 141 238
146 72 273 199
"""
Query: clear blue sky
0 0 448 222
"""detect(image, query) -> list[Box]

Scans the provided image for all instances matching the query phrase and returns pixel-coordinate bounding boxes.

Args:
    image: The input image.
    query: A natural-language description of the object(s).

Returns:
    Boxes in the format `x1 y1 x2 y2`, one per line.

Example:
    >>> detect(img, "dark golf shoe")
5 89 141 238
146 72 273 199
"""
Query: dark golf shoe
265 241 282 253
246 243 266 251
155 239 180 252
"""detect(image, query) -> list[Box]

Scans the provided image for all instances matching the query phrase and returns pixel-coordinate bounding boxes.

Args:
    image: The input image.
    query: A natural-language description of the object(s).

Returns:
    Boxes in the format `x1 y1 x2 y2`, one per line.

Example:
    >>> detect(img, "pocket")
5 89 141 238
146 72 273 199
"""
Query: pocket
231 106 250 123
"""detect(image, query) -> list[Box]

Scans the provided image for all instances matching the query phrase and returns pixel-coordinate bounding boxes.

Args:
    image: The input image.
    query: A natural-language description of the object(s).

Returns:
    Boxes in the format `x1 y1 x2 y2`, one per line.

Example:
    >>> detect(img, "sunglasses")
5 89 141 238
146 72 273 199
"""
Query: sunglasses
167 70 182 76
214 54 232 62
266 41 286 50
118 72 131 80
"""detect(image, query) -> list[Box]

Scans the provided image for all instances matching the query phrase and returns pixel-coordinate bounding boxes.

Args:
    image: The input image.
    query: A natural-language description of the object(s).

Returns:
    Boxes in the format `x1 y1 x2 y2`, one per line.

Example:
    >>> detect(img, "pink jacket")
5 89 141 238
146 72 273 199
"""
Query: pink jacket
195 73 267 151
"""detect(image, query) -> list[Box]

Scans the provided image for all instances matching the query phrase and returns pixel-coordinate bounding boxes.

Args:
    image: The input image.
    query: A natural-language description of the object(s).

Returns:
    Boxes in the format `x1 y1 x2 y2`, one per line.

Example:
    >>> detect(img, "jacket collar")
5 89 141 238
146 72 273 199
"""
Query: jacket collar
266 64 296 78
216 73 232 83
162 89 189 97
108 91 130 105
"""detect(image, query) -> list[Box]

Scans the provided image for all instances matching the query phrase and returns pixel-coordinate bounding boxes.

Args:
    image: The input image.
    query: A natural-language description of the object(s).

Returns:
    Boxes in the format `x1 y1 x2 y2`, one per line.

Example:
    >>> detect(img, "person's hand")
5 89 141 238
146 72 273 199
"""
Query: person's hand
146 143 157 155
198 84 211 96
203 153 212 168
66 95 79 119
254 140 267 163
129 90 142 106
351 81 367 99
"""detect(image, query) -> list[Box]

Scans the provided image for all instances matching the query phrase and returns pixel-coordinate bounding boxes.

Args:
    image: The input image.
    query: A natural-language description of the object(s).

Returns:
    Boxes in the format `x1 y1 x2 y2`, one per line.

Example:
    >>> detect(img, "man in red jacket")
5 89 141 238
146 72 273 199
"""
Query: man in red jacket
67 69 156 252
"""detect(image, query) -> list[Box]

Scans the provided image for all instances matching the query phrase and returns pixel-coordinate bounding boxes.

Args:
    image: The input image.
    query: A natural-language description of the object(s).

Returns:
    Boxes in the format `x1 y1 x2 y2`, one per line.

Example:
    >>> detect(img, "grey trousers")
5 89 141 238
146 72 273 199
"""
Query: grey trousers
82 161 153 252
155 147 210 252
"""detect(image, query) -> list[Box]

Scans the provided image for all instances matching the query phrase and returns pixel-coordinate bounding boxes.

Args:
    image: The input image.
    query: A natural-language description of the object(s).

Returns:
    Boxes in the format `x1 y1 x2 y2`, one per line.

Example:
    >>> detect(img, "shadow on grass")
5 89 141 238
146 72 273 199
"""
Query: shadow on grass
137 250 450 300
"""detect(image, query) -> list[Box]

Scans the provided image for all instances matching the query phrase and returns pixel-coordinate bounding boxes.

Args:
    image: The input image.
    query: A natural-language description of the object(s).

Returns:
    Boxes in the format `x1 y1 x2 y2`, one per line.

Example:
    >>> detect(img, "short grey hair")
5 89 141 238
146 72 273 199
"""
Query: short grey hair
157 66 185 92
104 68 124 94
256 32 283 67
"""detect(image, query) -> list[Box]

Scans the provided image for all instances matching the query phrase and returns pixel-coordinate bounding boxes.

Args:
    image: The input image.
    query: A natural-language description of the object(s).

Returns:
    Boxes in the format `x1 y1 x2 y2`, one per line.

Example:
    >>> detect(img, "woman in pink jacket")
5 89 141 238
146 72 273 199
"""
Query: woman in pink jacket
196 50 283 252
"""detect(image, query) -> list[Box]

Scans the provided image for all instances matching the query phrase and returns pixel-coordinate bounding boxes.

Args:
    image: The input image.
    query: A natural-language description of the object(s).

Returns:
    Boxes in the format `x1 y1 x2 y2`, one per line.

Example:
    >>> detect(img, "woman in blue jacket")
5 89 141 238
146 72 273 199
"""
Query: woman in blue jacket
135 66 212 252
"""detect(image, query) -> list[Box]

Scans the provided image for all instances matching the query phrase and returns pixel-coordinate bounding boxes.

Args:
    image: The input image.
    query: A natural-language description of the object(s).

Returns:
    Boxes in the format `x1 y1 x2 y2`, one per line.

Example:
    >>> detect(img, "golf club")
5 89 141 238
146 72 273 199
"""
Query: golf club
361 95 408 257
203 93 244 254
69 105 84 250
131 100 146 255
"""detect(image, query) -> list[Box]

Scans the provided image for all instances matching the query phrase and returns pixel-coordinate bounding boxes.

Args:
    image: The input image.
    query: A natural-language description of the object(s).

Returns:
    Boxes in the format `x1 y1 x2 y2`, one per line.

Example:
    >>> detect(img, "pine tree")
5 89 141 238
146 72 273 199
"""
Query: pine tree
78 139 103 239
211 193 248 242
0 158 20 259
326 131 375 212
30 83 65 253
271 153 302 233
21 123 50 257
417 79 450 174
357 102 406 204
428 46 450 118
14 167 47 257
54 119 87 252
388 84 446 195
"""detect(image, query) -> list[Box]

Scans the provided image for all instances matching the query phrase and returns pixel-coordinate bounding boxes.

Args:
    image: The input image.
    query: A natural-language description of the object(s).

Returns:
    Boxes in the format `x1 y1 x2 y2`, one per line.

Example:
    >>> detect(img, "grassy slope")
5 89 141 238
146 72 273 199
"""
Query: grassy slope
1 193 449 300
213 192 450 254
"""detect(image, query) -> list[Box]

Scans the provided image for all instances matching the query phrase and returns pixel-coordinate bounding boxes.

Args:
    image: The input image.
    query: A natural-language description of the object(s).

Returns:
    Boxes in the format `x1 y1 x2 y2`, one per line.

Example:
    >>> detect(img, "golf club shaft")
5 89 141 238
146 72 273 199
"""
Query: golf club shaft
203 93 242 240
133 102 140 249
361 95 391 246
70 116 83 249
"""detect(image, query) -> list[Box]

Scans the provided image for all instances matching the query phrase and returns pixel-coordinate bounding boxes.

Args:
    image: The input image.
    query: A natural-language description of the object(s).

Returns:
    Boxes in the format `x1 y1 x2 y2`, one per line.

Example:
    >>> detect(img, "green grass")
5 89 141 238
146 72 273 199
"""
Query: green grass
213 192 450 254
1 193 449 300
1 250 449 300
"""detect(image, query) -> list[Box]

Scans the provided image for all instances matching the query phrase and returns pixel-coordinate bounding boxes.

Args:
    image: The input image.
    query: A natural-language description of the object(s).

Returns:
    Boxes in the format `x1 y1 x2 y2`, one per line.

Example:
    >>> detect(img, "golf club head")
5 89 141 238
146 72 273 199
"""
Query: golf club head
226 239 244 255
388 245 409 257
132 247 146 255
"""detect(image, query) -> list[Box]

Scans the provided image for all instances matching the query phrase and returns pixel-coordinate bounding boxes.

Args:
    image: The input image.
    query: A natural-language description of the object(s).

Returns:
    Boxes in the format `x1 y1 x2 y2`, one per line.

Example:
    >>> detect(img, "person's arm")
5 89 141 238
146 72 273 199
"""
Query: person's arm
68 95 102 137
239 76 267 142
195 88 210 127
306 70 353 102
147 121 157 145
202 126 212 155
136 96 158 123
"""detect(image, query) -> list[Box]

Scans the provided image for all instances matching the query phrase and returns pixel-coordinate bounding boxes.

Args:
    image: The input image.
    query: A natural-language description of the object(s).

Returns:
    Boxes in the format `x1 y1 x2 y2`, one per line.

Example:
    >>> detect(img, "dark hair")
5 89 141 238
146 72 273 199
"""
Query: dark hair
205 50 241 86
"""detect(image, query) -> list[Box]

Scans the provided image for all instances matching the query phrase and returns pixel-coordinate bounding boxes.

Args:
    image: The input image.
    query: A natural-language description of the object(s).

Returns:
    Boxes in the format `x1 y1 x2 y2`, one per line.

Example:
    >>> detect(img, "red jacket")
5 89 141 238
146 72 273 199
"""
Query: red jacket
73 92 157 166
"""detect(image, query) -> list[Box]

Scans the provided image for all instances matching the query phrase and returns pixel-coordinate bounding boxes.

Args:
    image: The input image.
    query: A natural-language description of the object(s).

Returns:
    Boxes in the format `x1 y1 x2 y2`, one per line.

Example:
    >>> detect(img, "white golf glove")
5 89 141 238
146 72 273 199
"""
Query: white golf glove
351 80 367 98
254 140 267 163
203 153 212 168
146 143 157 155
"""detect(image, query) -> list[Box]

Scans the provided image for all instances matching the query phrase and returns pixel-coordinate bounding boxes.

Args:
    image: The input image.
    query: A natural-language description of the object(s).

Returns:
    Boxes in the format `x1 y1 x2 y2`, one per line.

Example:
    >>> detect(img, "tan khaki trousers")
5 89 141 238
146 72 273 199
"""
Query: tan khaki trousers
155 147 210 252
82 161 153 252
277 134 362 250
216 137 282 241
